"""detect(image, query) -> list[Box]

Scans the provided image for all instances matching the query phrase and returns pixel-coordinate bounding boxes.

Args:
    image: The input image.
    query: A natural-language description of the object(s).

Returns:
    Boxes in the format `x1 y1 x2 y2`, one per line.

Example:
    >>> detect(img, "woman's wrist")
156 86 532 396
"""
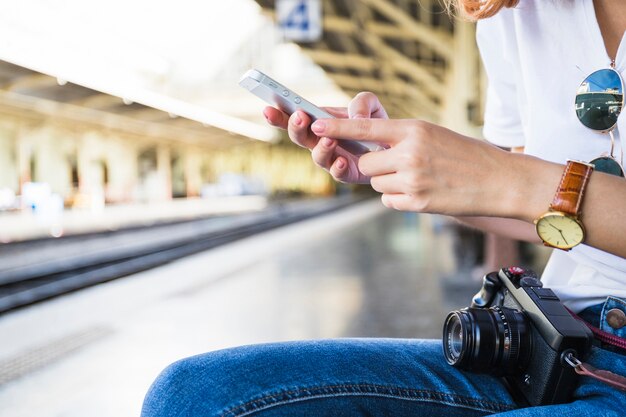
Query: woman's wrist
498 152 563 223
488 153 626 258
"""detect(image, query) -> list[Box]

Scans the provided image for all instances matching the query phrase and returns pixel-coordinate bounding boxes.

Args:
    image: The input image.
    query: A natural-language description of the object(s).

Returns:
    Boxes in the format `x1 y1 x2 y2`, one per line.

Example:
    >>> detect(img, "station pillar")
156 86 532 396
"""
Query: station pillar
156 144 173 200
0 122 18 191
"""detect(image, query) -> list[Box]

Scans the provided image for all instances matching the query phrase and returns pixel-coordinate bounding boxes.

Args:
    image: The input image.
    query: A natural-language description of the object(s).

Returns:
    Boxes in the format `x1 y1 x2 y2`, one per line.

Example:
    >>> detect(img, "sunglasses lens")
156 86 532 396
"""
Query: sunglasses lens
575 69 624 131
590 156 625 177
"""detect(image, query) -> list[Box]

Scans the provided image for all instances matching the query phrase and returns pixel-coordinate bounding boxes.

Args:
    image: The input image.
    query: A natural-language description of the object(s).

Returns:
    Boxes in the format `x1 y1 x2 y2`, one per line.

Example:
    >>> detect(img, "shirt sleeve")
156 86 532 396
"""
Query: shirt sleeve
476 12 526 148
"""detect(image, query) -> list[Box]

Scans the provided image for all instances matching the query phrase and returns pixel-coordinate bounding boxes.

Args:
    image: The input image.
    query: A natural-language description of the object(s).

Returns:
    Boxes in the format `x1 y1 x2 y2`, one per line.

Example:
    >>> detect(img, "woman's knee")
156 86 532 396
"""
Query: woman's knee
141 352 227 417
141 343 303 416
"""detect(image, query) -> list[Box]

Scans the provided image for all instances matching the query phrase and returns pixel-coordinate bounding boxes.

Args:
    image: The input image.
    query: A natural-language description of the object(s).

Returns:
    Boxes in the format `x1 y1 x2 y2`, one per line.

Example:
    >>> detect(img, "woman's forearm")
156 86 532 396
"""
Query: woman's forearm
454 216 540 243
305 116 625 258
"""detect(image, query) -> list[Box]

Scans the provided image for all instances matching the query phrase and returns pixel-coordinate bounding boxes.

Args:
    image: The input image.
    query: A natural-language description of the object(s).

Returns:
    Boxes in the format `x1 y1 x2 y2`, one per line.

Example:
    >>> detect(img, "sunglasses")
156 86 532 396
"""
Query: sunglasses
575 66 625 177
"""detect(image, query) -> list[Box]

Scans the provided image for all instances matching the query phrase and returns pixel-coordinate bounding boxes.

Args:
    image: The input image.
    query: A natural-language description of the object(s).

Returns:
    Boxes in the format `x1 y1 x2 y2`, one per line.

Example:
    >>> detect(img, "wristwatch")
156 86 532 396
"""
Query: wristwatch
534 160 594 250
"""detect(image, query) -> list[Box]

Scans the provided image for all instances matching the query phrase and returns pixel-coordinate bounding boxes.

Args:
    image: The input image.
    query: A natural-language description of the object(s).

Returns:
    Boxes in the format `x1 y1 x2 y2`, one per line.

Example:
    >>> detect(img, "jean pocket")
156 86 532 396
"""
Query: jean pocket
600 296 626 339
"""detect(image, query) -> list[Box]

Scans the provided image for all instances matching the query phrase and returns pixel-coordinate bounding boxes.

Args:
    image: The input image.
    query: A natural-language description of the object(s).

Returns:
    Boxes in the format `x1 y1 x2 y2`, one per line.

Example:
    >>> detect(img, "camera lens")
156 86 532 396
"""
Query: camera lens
445 313 464 362
442 307 531 375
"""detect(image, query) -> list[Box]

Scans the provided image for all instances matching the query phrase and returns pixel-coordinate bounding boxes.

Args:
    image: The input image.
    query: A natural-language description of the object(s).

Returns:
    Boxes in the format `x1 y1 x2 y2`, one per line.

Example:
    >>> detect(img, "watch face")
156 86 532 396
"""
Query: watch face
536 213 585 249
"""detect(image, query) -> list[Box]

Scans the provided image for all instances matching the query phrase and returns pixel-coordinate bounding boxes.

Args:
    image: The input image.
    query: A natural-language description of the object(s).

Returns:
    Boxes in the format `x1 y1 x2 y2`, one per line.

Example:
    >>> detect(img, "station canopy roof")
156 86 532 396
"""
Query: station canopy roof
0 0 455 147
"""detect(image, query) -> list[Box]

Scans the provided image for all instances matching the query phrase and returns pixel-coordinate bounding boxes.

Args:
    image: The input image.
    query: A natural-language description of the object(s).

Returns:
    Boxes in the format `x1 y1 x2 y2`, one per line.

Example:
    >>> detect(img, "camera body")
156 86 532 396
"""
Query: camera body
443 267 593 406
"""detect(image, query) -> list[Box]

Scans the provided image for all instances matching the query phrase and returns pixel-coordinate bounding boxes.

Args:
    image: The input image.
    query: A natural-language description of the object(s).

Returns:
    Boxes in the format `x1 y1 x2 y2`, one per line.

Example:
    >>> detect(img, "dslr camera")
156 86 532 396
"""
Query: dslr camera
442 267 593 406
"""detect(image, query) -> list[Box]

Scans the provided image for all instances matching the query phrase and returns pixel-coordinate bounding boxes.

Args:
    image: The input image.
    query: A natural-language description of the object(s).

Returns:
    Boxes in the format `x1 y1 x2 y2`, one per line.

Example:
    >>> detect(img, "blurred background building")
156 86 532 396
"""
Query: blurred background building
0 1 549 416
0 0 483 238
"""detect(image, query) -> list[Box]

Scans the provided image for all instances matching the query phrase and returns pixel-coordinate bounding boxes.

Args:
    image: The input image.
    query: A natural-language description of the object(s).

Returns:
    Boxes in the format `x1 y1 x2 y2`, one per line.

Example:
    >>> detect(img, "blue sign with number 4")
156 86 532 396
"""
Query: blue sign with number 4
277 0 322 42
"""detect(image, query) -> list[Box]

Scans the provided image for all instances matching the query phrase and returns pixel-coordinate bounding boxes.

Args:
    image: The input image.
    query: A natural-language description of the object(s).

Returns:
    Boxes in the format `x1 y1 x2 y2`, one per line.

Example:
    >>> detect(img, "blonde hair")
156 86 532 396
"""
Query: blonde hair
445 0 520 20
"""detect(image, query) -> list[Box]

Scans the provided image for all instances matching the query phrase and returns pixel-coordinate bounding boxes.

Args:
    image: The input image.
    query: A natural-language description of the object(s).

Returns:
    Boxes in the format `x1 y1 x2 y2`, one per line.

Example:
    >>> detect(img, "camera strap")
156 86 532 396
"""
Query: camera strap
563 353 626 392
565 307 626 351
563 307 626 392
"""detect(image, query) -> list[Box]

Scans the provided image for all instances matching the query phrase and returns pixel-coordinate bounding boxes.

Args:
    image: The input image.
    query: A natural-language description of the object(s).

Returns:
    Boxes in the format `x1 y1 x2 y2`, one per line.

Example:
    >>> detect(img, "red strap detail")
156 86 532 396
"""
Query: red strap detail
582 320 626 350
563 309 626 393
566 307 626 351
575 362 626 392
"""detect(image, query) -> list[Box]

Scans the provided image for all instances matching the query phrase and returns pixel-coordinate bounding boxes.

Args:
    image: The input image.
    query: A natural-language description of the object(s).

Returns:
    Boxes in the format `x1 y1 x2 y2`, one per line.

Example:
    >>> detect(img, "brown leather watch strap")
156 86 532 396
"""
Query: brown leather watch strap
550 160 594 217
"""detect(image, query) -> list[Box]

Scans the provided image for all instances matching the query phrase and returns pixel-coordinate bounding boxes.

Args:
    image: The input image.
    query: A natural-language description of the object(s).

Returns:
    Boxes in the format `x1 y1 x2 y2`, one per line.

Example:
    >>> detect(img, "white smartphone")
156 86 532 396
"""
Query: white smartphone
239 69 378 155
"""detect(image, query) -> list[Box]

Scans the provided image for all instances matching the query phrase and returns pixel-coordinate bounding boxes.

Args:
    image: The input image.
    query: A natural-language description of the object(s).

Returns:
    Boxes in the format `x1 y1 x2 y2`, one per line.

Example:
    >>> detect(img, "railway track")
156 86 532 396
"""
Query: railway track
0 197 363 314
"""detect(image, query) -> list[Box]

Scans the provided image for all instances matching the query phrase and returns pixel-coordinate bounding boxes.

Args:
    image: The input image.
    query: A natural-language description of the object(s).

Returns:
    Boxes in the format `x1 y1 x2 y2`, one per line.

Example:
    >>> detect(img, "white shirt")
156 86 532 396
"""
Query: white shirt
476 0 626 312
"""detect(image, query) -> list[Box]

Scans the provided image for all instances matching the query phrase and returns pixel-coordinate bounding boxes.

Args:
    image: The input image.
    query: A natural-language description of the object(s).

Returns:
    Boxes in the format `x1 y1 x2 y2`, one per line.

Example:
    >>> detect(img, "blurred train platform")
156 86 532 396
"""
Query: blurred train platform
0 199 480 417
0 195 269 243
0 195 366 313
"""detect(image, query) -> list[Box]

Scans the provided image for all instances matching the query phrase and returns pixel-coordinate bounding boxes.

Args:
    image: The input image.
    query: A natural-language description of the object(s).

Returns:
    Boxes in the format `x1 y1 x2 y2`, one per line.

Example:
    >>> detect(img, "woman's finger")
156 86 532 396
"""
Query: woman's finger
370 173 404 194
287 111 318 149
311 138 338 169
381 194 414 212
263 106 290 129
348 92 388 119
328 156 349 181
265 107 348 129
357 148 398 177
323 107 349 118
311 118 408 144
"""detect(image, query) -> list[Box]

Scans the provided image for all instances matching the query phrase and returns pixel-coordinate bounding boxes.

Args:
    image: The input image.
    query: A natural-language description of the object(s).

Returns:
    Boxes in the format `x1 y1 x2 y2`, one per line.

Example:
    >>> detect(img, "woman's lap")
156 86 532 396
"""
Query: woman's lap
141 337 626 417
140 338 518 417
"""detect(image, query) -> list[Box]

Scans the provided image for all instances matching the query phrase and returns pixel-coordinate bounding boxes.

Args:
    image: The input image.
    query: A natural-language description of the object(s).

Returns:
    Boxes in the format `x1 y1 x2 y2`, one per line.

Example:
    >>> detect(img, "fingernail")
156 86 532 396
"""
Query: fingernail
323 137 334 147
352 114 367 119
311 121 325 133
294 113 302 126
336 159 346 170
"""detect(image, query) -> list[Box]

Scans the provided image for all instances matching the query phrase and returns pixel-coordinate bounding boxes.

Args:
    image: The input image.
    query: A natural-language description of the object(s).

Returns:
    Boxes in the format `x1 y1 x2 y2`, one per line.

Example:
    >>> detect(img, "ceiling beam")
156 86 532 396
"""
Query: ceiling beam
357 22 444 100
324 1 362 56
117 107 170 121
67 93 124 109
0 90 248 149
351 0 398 110
262 6 445 97
361 0 453 60
327 72 440 119
300 48 377 72
0 73 58 91
262 7 451 59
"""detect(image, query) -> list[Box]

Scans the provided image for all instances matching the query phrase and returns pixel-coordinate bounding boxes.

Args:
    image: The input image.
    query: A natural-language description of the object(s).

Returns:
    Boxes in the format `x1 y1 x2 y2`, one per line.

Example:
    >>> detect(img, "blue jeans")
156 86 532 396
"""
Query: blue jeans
141 301 626 417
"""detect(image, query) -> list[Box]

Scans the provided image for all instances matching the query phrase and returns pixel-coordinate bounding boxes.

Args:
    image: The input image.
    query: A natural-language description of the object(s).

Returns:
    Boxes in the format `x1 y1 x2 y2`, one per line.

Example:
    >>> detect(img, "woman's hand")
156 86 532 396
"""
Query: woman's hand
263 92 388 184
309 117 523 218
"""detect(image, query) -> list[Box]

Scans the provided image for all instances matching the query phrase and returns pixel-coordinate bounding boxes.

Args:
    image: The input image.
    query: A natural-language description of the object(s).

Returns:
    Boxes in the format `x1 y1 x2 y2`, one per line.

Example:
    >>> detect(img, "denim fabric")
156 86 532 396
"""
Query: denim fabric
578 297 626 355
600 297 626 339
578 303 603 328
142 307 626 417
